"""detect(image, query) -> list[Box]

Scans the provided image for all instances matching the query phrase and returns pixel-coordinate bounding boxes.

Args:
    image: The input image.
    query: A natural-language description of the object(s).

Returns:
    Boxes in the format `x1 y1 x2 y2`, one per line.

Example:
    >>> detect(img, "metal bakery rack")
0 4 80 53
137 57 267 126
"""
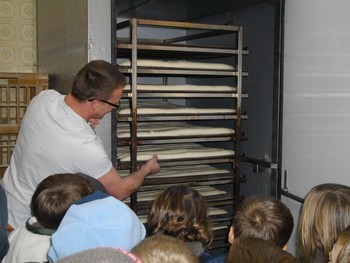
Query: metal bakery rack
113 18 248 250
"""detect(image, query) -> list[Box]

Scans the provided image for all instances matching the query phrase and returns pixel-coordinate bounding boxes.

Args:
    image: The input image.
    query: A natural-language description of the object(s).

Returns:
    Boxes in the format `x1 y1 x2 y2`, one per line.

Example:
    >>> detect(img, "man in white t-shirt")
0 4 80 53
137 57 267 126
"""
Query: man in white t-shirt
0 60 160 228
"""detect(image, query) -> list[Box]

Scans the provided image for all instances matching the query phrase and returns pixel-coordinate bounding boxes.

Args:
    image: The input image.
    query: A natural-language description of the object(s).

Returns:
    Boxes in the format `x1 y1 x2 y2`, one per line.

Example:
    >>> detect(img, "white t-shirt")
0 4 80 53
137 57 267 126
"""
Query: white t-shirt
2 217 51 263
1 90 112 228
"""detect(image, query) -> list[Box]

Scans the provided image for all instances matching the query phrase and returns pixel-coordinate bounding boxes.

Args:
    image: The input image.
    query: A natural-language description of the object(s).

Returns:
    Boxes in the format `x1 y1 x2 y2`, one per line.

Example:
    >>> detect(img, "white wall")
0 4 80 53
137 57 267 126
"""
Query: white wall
282 0 350 255
88 0 112 157
37 0 88 94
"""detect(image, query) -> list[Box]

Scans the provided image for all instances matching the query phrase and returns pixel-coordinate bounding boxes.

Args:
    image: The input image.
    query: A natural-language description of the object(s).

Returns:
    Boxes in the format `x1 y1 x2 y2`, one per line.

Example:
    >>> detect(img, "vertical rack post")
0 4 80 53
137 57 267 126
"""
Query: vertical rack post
130 18 138 211
234 26 243 205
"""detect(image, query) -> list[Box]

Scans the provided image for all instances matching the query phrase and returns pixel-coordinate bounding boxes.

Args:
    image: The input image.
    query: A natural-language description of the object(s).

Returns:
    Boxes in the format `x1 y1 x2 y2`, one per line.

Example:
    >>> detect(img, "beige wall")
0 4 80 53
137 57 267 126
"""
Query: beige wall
0 0 37 73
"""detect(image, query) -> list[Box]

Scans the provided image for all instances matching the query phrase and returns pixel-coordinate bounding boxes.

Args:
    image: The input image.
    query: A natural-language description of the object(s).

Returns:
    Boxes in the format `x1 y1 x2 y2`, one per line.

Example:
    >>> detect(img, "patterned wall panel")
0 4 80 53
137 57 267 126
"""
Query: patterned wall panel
0 0 37 73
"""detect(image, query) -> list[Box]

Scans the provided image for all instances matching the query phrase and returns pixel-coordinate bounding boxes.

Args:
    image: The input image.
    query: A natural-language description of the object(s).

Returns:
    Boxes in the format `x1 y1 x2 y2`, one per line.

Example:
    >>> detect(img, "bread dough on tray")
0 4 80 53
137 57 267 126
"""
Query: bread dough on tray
136 206 229 224
123 84 237 92
117 164 231 178
119 59 235 70
118 100 235 115
124 185 227 203
117 143 235 162
117 122 234 138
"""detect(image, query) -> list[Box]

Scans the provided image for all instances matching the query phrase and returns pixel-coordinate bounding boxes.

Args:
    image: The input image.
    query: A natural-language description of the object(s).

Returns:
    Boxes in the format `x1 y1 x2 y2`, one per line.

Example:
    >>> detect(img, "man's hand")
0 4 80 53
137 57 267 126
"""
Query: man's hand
98 155 160 200
140 155 160 176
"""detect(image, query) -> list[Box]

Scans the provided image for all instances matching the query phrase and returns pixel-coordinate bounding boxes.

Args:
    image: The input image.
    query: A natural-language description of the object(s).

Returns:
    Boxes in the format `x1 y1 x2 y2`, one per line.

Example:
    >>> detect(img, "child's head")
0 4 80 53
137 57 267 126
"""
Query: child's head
225 236 297 263
48 193 146 262
131 234 199 263
330 225 350 263
147 184 212 246
56 247 142 263
337 241 350 263
31 173 94 229
231 195 293 247
298 183 350 263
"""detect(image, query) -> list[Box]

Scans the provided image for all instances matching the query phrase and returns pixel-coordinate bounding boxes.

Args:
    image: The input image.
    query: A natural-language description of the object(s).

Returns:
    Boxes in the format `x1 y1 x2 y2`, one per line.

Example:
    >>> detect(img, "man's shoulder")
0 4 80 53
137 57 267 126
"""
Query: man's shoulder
37 89 61 98
29 89 62 106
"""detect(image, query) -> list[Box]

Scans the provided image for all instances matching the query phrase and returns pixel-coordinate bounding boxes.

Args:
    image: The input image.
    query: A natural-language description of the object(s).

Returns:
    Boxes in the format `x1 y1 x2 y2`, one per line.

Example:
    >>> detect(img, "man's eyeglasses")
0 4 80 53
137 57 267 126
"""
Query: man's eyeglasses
88 98 120 109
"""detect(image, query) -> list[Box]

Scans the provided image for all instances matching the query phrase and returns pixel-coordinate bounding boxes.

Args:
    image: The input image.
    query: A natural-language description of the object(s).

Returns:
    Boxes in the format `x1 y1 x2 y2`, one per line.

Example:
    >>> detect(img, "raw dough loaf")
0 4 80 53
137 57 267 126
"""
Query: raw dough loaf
124 185 227 203
123 84 237 92
117 164 231 178
118 100 235 115
117 143 235 162
117 122 234 138
119 59 235 70
136 206 229 224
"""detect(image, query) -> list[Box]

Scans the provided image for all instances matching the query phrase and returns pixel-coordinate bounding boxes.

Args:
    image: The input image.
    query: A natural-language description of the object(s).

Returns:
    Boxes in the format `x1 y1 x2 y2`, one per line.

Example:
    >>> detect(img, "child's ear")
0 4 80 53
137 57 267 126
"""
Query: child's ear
228 226 235 244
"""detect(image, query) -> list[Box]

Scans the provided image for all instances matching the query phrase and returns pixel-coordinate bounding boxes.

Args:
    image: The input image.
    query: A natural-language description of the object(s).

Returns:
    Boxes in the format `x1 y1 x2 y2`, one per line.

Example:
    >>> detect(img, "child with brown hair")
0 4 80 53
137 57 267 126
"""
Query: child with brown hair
147 184 213 260
3 173 94 263
230 195 294 248
297 183 350 263
207 195 294 263
57 247 142 263
329 225 350 263
132 234 200 263
336 242 350 263
48 190 146 262
225 236 297 263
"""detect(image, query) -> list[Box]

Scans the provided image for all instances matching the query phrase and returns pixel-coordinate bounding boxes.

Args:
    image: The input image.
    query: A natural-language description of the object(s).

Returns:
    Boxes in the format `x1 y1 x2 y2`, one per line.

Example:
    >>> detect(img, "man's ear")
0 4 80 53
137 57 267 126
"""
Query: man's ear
283 245 288 251
228 226 235 244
